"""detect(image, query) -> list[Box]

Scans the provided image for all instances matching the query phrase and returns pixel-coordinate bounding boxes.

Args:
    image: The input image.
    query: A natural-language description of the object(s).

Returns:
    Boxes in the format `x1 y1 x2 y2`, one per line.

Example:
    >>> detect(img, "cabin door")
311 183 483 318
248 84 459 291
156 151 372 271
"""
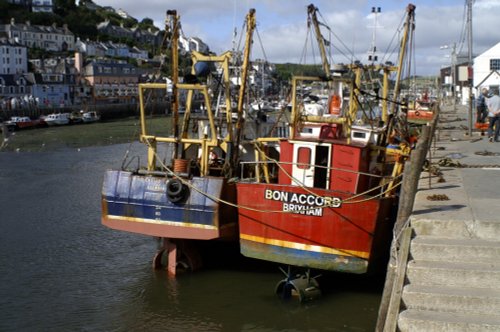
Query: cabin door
292 143 331 189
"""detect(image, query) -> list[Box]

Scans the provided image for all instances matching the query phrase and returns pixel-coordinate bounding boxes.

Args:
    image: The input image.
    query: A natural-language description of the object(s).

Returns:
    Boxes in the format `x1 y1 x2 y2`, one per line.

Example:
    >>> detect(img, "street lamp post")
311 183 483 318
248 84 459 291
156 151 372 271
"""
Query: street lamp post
467 0 473 137
440 43 457 110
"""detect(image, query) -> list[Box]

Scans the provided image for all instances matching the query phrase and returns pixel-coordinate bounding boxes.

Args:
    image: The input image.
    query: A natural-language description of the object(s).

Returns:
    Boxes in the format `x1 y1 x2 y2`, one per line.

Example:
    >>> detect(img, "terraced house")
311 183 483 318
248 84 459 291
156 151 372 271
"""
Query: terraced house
1 19 75 52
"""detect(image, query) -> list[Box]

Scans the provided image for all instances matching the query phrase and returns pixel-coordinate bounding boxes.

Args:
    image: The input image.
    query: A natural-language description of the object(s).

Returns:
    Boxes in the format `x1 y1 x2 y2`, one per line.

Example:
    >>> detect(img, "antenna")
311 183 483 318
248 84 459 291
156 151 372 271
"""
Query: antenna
368 6 381 63
232 0 238 52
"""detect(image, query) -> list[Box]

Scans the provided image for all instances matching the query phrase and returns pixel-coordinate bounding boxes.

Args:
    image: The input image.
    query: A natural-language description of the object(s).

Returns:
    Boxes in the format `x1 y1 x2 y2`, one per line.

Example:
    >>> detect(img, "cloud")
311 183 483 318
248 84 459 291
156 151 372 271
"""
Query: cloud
94 0 500 76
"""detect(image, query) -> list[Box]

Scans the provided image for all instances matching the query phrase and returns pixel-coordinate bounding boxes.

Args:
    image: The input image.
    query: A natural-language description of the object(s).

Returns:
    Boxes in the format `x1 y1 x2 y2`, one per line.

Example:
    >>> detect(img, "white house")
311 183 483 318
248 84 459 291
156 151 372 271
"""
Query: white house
179 35 209 54
1 19 75 52
75 38 106 57
32 0 53 13
474 41 500 92
0 39 28 74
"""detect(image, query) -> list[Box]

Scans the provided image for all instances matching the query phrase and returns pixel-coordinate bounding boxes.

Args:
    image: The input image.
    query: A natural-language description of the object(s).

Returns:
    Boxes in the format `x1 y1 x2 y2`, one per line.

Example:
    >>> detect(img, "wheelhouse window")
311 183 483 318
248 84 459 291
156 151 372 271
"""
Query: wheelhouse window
297 147 311 169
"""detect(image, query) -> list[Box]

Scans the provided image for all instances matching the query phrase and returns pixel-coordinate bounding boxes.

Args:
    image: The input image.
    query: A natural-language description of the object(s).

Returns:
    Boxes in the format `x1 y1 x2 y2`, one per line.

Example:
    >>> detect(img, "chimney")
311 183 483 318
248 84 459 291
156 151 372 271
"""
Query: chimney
10 18 15 26
75 51 83 75
26 20 31 26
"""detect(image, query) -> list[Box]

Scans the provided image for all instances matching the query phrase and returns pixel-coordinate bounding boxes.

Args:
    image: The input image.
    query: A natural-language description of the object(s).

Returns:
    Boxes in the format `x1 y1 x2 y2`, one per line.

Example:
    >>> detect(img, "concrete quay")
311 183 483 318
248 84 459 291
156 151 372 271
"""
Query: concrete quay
397 104 500 331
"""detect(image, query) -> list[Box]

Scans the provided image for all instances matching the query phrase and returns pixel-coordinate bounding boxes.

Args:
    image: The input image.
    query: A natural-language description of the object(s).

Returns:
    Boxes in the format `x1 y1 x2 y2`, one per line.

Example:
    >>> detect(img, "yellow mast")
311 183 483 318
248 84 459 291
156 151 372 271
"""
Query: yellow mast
307 4 330 78
390 4 416 117
231 8 256 173
166 10 180 157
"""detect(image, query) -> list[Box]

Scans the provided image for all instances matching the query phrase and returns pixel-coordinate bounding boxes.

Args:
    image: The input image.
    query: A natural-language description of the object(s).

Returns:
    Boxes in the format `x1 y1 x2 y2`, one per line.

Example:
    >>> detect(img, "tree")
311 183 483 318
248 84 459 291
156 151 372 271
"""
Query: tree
139 17 158 31
54 0 76 16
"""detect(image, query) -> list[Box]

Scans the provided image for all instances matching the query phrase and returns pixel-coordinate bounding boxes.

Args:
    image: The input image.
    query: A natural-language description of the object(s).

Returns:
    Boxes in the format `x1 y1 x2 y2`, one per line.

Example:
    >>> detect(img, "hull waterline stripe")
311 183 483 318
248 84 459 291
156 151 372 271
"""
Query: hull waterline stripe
106 214 219 230
240 233 370 259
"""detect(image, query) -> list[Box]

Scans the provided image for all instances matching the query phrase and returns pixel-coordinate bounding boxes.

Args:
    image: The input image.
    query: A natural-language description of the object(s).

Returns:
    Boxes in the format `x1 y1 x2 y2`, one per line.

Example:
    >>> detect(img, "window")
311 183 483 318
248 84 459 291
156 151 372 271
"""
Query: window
297 147 311 169
490 59 500 71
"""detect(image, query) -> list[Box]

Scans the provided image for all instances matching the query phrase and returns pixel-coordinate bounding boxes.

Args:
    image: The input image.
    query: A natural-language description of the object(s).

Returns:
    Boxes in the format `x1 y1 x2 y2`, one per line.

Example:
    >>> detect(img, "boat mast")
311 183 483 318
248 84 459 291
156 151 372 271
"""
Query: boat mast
307 4 330 78
231 8 256 173
389 4 416 117
166 10 180 158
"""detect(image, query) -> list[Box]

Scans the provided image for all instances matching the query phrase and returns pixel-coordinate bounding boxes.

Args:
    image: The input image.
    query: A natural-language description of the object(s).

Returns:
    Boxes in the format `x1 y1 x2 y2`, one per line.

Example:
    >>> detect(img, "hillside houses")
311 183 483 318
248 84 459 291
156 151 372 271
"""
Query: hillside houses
6 0 53 13
0 19 75 52
96 20 163 48
77 58 139 104
75 39 148 60
0 3 232 115
32 0 54 13
27 72 74 107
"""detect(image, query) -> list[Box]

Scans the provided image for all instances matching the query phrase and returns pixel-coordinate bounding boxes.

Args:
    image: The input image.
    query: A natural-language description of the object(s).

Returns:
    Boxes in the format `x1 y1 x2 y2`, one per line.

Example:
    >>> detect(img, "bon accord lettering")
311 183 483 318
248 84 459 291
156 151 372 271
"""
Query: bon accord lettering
264 188 341 216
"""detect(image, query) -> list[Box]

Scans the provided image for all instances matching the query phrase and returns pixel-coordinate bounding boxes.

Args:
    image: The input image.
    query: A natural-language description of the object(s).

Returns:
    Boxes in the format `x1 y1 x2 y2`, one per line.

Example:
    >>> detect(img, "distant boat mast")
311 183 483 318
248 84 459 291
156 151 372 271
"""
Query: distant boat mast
368 6 381 64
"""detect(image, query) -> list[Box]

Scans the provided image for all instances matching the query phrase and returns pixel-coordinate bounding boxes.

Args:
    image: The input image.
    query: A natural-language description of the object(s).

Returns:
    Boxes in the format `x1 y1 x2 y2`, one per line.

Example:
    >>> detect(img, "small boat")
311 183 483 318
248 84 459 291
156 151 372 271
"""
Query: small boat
4 116 40 130
407 99 436 125
82 111 100 123
44 113 70 126
69 111 83 124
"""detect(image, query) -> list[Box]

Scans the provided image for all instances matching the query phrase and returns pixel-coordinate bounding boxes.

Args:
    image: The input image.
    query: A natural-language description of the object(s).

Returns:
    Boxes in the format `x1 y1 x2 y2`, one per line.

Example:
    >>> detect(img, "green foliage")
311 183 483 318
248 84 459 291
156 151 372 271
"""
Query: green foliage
53 0 76 16
123 17 138 28
26 12 63 26
28 47 51 59
138 17 158 32
274 63 324 82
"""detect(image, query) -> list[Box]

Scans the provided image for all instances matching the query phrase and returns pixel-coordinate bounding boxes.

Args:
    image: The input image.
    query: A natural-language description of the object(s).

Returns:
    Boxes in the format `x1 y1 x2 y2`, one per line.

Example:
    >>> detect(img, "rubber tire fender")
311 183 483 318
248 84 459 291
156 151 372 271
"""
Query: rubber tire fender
166 178 185 203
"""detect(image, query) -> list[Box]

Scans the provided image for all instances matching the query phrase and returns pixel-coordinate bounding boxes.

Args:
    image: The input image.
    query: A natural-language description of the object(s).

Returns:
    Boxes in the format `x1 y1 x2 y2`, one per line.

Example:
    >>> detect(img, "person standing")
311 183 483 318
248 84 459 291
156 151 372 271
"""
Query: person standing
487 89 500 142
476 87 489 123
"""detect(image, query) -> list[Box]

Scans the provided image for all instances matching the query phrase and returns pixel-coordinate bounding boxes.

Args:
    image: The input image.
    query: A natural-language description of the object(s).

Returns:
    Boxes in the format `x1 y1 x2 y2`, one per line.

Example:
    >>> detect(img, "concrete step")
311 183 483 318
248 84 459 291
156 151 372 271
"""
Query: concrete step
398 309 500 332
410 236 500 263
406 260 500 289
402 284 500 317
411 218 500 240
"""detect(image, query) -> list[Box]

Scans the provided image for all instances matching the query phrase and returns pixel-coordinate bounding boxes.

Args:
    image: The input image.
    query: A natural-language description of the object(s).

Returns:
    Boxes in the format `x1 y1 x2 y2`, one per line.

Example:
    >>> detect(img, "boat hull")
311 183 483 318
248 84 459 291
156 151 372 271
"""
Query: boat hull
236 182 396 273
407 109 434 124
102 170 238 240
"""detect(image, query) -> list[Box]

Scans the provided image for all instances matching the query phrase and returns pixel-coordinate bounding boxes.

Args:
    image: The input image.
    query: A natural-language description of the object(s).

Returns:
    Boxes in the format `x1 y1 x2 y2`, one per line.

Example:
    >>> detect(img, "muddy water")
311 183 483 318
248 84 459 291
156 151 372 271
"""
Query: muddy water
0 144 383 331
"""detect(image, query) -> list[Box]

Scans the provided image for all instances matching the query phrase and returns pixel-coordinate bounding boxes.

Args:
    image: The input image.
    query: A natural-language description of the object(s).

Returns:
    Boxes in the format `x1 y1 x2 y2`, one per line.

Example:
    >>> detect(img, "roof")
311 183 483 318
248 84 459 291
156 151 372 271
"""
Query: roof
0 74 32 86
3 20 73 36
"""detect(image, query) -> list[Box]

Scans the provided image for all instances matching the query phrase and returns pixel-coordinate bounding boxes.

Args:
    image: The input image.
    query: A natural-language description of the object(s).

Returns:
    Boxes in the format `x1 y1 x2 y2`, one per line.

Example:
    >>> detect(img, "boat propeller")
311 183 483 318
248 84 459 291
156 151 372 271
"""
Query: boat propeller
275 266 322 302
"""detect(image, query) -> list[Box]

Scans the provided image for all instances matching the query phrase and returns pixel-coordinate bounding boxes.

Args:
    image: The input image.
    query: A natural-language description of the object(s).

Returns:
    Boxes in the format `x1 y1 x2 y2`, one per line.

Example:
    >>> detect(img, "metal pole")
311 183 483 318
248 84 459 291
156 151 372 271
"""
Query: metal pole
451 43 456 111
467 0 473 137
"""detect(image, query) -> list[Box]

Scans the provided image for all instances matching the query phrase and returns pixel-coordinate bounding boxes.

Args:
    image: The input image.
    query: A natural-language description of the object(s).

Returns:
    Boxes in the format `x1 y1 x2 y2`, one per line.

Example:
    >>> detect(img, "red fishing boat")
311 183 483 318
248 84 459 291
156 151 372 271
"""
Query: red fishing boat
235 4 416 301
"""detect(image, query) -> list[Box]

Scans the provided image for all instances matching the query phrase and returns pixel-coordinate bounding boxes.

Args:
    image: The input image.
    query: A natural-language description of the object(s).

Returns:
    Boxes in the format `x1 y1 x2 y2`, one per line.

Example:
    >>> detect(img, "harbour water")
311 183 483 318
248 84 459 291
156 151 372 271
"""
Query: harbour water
0 143 383 331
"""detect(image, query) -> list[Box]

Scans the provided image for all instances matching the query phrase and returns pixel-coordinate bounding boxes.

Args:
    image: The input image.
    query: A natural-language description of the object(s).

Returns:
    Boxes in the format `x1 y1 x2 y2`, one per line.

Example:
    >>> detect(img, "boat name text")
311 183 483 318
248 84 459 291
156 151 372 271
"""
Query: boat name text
264 189 341 217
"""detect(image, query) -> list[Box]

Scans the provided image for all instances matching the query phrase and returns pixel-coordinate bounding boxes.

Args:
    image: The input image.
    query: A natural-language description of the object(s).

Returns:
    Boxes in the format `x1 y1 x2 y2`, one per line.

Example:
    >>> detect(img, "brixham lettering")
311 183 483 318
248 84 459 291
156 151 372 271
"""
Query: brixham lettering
283 203 324 216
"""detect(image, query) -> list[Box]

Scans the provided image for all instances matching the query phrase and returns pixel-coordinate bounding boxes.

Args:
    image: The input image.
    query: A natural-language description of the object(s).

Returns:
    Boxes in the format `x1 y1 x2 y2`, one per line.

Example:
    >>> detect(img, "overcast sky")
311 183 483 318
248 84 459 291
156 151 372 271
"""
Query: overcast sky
95 0 500 76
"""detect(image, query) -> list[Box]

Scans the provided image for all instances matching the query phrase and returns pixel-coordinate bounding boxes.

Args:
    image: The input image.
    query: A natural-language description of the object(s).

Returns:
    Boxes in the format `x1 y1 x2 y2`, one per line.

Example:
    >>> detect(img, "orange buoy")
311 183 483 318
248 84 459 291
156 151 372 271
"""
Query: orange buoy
329 95 341 115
